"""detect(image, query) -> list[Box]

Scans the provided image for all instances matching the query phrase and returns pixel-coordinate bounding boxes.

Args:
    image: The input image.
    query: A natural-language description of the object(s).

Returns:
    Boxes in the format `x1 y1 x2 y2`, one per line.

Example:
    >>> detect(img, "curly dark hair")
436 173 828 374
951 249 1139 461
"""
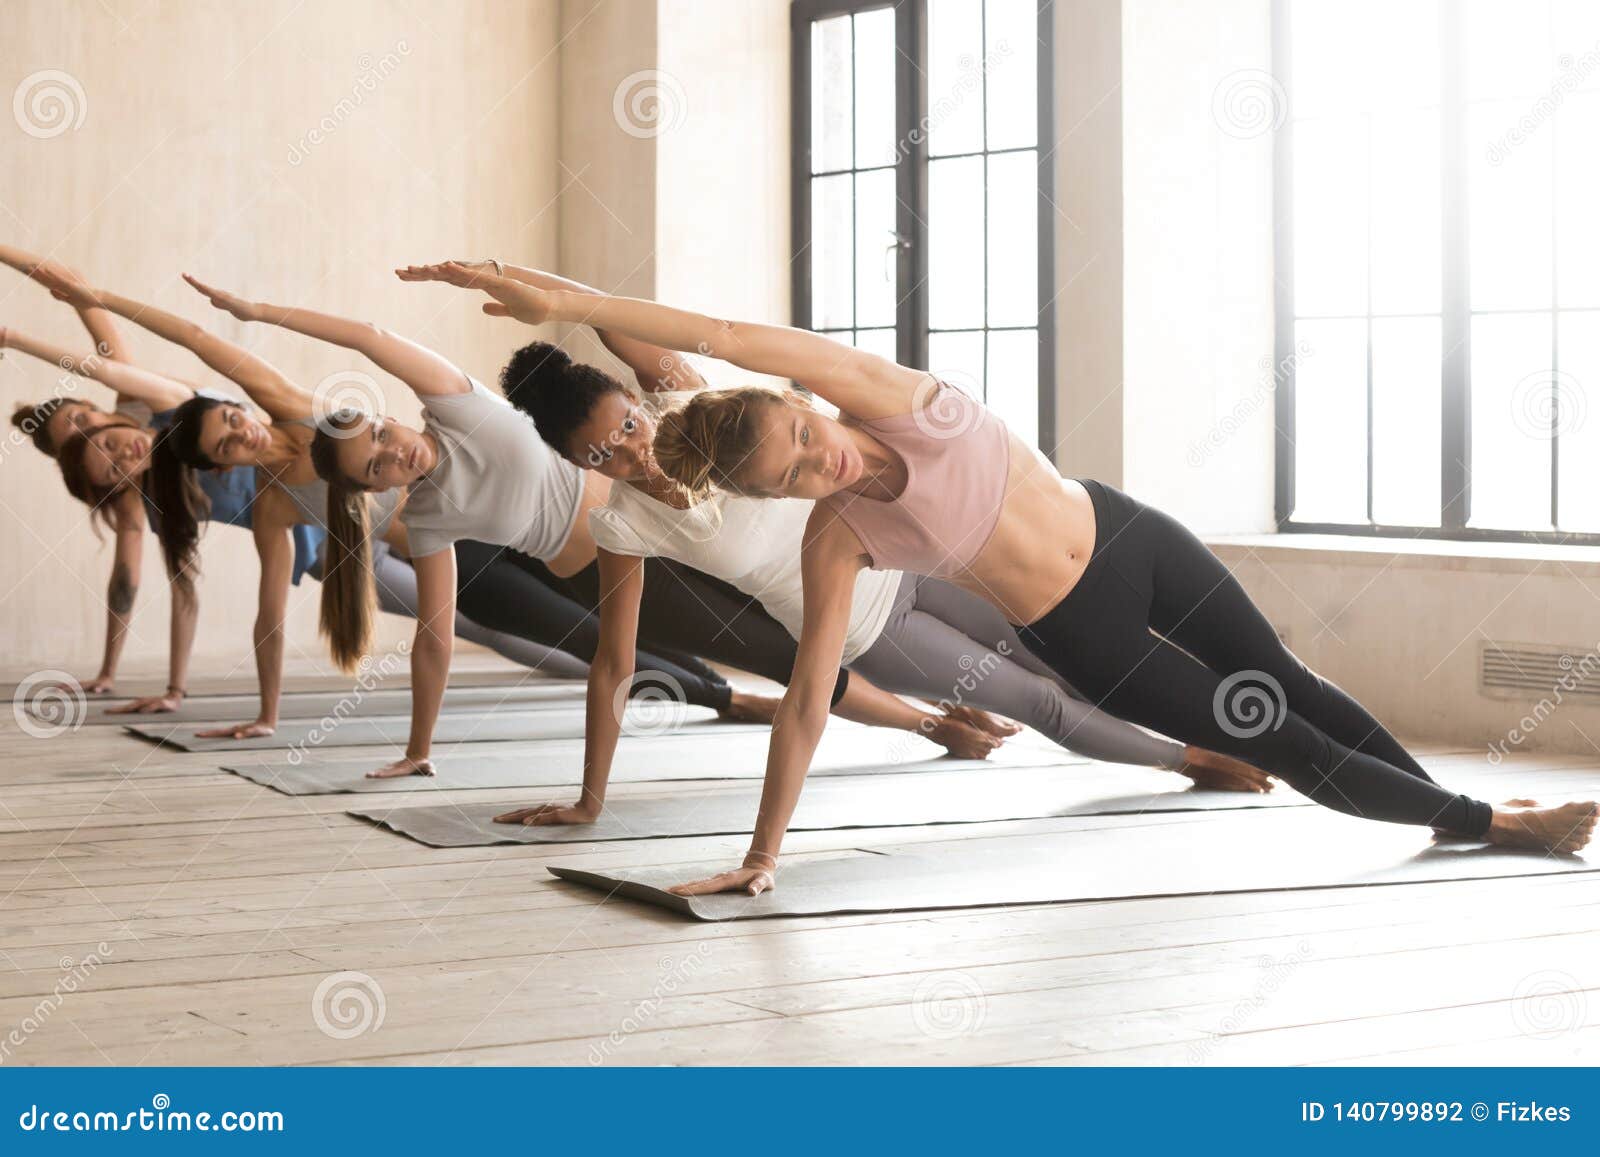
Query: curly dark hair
499 340 632 461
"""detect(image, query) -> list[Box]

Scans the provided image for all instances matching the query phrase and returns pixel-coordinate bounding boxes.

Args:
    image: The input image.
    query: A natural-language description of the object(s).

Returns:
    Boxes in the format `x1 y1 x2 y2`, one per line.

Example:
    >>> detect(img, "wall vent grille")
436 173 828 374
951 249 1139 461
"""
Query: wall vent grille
1480 642 1600 701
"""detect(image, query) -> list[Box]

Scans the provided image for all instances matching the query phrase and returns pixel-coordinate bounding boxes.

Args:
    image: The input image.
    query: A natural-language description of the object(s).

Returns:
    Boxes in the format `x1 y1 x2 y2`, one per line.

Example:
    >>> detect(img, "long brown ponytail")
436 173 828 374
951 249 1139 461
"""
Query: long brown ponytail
310 416 376 672
145 425 212 593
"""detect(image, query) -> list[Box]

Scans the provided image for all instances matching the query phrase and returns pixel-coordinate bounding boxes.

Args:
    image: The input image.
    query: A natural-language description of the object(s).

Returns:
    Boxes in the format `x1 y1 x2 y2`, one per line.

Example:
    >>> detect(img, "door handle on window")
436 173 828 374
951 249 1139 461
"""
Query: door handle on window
883 231 911 282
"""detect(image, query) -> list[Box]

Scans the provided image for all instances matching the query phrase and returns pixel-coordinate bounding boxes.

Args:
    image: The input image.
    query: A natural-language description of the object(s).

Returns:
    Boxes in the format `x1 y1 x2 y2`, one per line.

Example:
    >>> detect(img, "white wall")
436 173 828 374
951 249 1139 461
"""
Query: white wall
0 0 563 680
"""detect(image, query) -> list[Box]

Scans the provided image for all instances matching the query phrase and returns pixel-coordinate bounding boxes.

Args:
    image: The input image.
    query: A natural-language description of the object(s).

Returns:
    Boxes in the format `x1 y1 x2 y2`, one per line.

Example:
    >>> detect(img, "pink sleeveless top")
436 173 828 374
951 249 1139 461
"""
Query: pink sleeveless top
821 382 1010 578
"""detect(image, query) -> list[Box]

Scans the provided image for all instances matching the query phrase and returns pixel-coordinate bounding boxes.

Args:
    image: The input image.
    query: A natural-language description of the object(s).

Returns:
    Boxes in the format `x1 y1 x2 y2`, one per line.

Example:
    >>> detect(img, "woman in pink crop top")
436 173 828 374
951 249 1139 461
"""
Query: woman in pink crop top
403 262 1595 895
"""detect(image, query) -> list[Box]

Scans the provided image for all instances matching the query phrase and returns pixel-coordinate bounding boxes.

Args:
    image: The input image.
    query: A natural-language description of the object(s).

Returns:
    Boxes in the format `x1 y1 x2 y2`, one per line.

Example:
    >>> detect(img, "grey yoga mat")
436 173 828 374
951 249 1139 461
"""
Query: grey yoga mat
57 681 586 726
127 705 748 752
351 765 1301 847
547 804 1600 921
224 728 1078 795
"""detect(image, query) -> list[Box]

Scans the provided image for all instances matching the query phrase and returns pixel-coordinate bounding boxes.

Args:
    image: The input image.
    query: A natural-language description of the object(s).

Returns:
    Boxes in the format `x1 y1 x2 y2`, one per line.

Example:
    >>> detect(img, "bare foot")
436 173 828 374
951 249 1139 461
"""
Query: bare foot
1433 798 1541 841
366 756 436 779
1484 800 1598 854
1179 745 1275 793
939 703 1022 740
719 691 783 724
927 715 1003 760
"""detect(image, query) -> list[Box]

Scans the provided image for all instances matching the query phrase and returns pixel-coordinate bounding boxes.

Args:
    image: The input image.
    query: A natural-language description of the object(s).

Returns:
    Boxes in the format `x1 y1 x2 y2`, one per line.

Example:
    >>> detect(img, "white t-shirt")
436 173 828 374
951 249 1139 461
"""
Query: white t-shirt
590 480 903 666
402 378 585 561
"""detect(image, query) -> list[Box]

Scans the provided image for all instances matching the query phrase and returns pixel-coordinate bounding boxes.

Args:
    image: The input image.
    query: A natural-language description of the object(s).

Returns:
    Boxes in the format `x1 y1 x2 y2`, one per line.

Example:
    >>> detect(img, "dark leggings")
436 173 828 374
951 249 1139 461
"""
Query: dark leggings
450 540 733 711
519 549 849 705
1017 481 1492 837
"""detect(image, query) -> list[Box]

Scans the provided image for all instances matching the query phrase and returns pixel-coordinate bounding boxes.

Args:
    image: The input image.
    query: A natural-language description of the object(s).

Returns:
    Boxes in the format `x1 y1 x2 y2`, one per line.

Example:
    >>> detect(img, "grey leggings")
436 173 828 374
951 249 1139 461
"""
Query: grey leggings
848 573 1188 769
364 541 591 680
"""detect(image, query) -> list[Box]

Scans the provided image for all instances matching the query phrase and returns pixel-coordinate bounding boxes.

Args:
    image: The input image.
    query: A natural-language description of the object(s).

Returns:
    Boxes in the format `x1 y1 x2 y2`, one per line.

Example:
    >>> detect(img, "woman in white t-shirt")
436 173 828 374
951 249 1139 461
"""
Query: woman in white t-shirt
424 263 1275 829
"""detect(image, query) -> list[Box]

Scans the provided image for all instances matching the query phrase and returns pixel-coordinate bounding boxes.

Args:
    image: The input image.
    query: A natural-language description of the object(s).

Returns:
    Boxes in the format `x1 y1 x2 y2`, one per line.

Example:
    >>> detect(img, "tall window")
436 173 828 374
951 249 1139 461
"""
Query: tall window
793 0 1055 449
1277 0 1600 543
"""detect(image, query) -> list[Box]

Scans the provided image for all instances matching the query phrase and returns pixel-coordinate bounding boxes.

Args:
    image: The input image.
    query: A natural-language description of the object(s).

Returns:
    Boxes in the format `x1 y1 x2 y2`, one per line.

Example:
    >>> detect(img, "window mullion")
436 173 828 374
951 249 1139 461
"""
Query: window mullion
1440 0 1470 532
895 0 928 370
1272 0 1296 526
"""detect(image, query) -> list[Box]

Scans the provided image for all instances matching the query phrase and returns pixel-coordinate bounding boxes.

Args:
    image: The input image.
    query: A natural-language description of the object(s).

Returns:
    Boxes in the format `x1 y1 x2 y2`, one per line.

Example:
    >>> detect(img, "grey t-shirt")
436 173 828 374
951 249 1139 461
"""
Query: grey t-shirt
401 378 586 561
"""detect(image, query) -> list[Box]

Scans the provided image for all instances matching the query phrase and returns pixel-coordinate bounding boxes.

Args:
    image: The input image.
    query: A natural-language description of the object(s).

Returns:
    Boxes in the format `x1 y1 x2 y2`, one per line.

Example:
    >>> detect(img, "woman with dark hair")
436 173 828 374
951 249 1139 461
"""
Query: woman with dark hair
187 276 1011 781
403 263 1597 895
32 272 597 740
405 261 1272 830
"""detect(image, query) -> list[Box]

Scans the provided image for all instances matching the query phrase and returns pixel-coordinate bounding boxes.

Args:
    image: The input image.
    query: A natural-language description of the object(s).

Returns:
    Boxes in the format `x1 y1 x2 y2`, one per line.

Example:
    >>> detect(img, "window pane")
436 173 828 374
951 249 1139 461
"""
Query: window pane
1370 109 1441 316
929 155 986 329
1292 117 1369 316
1291 319 1368 524
984 0 1036 150
1469 311 1554 530
986 328 1038 447
1463 0 1556 102
986 150 1037 327
1289 0 1371 119
1556 311 1600 530
1553 0 1600 93
854 167 897 328
1370 317 1442 525
810 15 852 173
927 0 984 156
1556 92 1600 308
852 328 898 362
811 174 854 330
927 329 986 401
853 7 897 168
1468 99 1554 312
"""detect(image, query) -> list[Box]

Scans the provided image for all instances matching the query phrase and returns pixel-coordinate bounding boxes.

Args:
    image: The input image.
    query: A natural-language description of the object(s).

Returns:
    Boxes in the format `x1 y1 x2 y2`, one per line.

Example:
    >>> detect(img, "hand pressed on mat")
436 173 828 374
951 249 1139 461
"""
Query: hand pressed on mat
494 801 598 826
668 850 776 897
194 719 275 740
109 692 184 714
366 756 436 779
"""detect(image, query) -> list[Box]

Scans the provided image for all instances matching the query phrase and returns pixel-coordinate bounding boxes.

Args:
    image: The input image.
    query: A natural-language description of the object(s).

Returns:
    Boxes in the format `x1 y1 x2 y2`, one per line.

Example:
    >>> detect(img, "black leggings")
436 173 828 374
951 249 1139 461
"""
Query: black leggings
1017 482 1492 837
450 540 732 710
454 542 849 709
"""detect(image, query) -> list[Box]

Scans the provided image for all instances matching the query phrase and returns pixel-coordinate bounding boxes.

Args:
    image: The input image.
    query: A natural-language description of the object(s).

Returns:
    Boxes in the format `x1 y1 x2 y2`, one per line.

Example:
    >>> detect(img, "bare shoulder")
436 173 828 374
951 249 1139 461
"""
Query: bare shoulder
801 501 870 569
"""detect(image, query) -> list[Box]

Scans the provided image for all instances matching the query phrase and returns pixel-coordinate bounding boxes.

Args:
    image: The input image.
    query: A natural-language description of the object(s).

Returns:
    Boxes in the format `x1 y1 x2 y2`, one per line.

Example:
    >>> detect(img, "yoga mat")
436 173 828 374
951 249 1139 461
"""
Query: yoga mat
224 728 1079 795
351 765 1303 847
126 705 749 752
548 804 1600 921
46 681 586 726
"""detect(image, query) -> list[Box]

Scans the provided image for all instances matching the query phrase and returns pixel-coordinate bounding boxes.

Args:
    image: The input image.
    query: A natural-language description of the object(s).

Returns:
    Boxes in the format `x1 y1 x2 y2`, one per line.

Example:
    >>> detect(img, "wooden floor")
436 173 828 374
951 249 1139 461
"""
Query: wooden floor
2 665 1597 1067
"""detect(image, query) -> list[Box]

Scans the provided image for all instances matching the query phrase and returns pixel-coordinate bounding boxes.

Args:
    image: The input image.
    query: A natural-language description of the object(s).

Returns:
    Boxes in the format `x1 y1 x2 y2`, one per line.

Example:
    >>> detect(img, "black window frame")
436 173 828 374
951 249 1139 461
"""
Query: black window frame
790 0 1057 453
1273 0 1600 547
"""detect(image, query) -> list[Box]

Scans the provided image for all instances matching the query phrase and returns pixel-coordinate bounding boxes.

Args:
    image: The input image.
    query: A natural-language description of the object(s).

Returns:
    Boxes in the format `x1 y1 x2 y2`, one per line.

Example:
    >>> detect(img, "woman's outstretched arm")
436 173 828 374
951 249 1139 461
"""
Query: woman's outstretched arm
190 275 470 400
0 246 131 364
495 546 643 828
399 262 921 416
0 327 191 413
667 511 867 897
409 260 707 394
